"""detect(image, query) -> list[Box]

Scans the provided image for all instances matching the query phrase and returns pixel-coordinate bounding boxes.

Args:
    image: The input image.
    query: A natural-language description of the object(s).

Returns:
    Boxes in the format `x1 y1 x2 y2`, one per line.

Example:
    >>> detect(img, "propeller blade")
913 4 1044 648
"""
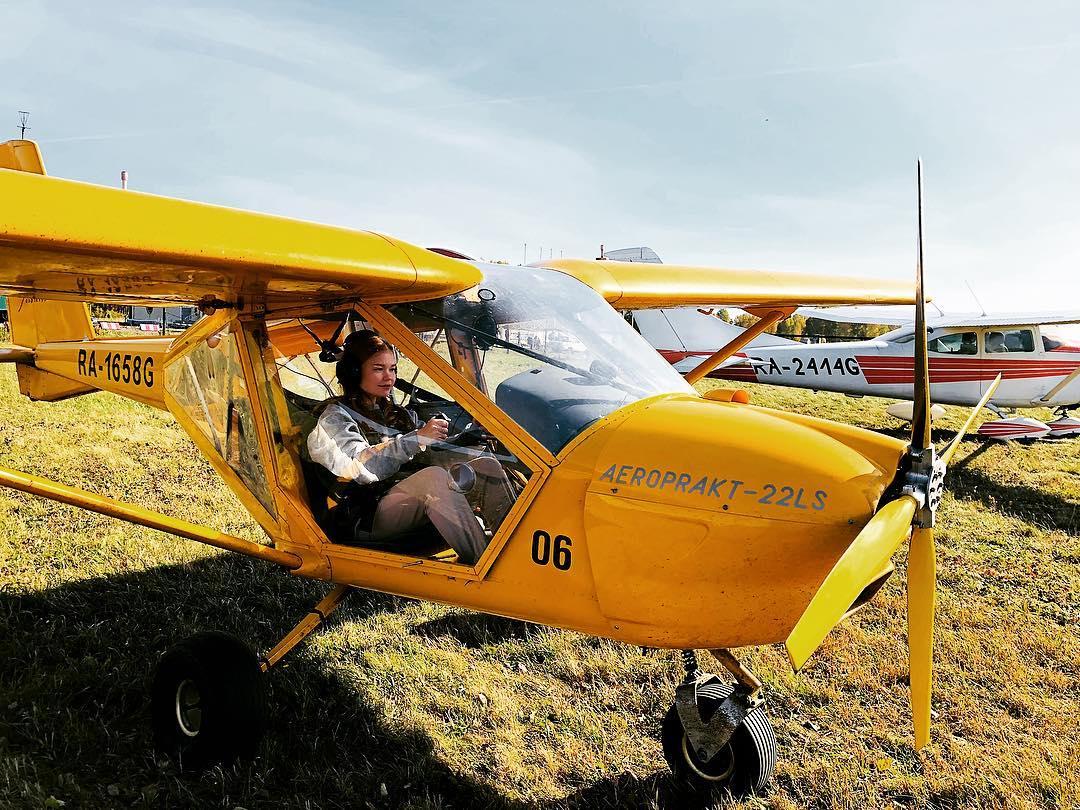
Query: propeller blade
786 495 919 670
908 525 937 749
910 159 932 452
939 373 1003 465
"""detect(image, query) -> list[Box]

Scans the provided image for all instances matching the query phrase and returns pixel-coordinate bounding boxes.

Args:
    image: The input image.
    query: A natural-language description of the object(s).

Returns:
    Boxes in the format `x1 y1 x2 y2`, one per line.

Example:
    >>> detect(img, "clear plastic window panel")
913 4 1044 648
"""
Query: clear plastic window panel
164 326 276 516
390 262 695 454
986 329 1035 353
266 314 530 563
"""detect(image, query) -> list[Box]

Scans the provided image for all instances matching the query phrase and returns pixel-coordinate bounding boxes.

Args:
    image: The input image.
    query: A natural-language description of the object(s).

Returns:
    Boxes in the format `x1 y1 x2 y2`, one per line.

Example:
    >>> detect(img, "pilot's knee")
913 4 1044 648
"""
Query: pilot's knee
413 465 453 489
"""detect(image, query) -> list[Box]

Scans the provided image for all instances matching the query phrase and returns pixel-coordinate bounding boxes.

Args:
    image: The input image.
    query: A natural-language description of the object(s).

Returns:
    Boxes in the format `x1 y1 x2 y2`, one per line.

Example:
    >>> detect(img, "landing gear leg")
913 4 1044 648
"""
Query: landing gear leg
259 584 351 673
151 585 351 769
661 649 776 798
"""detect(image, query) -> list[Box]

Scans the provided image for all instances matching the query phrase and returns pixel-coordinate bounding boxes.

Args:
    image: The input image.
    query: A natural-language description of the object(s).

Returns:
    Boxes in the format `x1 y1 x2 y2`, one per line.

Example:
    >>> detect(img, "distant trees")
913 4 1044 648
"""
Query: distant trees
775 314 807 337
728 311 892 341
803 318 893 340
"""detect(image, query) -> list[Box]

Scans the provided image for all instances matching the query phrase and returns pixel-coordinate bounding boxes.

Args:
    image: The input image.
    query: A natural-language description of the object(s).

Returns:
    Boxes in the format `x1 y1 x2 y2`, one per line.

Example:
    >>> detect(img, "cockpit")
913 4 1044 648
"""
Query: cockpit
388 262 694 453
254 262 693 564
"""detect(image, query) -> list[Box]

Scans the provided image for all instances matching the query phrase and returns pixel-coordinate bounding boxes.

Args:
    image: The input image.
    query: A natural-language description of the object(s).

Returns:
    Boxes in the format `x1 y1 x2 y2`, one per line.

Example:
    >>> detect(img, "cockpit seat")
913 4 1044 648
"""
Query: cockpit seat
282 388 450 556
298 455 450 555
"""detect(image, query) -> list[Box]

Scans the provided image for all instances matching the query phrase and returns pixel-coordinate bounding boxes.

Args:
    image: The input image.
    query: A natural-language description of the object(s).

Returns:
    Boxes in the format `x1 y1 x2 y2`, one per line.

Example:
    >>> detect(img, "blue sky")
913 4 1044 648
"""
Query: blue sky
3 2 1079 311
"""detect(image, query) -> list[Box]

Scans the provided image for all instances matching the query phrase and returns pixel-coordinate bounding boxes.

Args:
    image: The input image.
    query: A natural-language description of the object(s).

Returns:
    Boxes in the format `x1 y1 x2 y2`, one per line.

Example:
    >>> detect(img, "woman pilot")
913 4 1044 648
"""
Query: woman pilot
306 329 513 564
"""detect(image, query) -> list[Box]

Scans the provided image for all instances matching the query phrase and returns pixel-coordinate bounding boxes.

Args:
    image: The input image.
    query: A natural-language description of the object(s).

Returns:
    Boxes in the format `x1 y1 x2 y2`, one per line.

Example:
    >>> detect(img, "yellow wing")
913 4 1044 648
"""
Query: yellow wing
0 140 479 307
544 257 916 309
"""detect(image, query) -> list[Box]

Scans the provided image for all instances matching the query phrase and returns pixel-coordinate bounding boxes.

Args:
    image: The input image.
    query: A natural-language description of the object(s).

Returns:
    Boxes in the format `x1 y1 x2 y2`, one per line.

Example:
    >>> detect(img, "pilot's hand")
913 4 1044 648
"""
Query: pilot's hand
417 416 450 447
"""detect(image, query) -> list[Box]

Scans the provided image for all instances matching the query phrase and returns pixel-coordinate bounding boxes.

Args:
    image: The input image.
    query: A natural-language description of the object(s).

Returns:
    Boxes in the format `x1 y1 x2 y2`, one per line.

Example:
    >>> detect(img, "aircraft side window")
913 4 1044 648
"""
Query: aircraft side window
268 322 530 564
986 329 1033 353
164 325 276 516
926 331 976 355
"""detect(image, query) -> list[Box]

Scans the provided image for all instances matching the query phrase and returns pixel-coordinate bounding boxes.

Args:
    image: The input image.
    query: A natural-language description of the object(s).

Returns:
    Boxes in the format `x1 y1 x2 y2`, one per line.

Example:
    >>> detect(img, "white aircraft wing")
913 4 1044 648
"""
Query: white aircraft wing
800 306 1080 330
926 312 1080 329
797 305 918 325
634 307 798 348
602 246 663 263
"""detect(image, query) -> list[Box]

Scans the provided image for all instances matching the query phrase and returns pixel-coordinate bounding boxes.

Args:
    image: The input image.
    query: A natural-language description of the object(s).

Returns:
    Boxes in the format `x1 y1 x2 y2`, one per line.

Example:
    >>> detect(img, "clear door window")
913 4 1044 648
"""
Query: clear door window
164 325 276 516
264 316 530 565
986 329 1035 353
927 331 977 355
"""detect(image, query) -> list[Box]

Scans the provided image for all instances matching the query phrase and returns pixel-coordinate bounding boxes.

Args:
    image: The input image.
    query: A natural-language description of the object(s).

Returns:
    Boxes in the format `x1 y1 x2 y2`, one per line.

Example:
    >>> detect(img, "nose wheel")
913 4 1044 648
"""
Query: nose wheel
662 650 776 798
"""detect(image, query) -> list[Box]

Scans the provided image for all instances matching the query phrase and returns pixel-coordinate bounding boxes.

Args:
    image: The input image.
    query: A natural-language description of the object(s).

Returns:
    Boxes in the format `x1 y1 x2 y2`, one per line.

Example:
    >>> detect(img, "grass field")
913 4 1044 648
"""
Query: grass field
1 355 1078 809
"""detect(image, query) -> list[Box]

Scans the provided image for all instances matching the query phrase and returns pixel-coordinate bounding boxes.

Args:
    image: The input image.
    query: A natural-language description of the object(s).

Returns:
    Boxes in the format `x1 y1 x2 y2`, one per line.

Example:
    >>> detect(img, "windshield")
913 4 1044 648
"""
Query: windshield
391 262 694 454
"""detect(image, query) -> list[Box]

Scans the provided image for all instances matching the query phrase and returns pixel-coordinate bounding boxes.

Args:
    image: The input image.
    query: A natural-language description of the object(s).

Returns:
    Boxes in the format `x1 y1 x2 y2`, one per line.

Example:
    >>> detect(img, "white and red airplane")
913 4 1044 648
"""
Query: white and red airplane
609 248 1080 440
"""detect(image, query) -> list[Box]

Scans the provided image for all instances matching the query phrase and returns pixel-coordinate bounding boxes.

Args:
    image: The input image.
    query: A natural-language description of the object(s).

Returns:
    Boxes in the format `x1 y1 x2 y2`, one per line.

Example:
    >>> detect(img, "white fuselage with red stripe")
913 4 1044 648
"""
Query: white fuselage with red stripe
708 325 1080 410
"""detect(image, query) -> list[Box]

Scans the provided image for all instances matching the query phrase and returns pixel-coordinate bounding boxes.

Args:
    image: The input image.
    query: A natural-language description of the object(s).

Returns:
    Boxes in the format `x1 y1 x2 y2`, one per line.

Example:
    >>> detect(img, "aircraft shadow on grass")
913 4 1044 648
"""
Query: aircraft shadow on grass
0 554 709 809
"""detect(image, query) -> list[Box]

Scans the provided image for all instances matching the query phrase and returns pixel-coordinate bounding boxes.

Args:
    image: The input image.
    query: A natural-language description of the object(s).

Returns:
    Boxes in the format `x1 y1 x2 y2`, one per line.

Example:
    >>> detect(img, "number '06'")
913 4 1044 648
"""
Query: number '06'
531 530 572 571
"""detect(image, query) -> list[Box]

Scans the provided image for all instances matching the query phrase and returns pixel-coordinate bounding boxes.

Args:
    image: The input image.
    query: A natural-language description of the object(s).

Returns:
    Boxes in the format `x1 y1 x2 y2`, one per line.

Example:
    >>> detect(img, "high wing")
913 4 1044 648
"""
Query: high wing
0 140 479 307
796 306 915 325
544 258 916 310
800 305 1080 330
925 312 1080 329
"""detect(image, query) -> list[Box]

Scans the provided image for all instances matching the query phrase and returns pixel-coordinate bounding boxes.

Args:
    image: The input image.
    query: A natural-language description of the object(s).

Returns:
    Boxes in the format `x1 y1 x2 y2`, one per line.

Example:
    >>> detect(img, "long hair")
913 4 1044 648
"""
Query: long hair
336 329 413 430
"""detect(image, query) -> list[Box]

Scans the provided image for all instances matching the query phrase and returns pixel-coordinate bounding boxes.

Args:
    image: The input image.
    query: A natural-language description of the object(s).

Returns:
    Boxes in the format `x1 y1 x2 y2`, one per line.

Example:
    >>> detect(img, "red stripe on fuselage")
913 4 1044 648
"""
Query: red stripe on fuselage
855 355 1080 384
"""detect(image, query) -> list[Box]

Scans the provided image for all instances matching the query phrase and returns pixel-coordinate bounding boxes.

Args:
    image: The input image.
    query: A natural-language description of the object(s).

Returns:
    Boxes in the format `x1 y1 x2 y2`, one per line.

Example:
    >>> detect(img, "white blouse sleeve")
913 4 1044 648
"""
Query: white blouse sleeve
306 403 422 483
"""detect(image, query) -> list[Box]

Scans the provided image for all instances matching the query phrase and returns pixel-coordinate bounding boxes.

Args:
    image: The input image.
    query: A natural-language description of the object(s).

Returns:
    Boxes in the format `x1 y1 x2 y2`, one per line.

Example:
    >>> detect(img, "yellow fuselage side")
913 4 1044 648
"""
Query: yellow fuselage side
321 392 905 649
6 316 906 651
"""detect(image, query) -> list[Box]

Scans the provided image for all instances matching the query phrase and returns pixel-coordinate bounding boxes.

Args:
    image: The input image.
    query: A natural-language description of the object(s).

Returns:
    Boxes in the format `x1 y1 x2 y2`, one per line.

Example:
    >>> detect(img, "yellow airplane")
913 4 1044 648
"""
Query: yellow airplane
0 139 998 798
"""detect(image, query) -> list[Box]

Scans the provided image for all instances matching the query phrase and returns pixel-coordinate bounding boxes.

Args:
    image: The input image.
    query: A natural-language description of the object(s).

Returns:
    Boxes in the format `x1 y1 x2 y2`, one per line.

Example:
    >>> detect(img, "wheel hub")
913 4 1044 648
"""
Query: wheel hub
175 679 202 737
681 734 735 782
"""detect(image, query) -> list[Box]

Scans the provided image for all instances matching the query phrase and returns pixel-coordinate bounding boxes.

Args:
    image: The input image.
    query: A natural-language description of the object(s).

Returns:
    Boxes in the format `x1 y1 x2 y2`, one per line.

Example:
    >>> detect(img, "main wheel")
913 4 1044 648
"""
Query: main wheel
661 678 776 798
151 631 267 769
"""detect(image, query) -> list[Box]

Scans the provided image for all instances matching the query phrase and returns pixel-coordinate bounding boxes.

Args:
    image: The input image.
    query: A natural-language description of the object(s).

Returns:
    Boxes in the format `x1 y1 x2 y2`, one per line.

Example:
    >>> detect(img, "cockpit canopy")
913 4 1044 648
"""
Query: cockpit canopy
390 262 695 453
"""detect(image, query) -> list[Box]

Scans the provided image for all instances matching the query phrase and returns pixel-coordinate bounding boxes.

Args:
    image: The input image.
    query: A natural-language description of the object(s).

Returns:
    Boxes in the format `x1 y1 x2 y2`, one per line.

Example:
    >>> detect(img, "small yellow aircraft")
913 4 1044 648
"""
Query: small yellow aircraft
0 139 998 798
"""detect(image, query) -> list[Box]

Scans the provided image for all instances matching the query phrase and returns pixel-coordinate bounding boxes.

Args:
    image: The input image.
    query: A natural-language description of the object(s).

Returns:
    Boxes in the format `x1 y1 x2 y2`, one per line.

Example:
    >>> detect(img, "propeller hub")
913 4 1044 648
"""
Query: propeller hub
902 447 945 528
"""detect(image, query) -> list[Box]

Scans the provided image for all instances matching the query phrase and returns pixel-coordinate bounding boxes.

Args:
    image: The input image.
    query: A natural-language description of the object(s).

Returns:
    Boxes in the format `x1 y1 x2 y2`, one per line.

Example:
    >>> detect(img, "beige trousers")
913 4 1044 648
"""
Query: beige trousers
371 457 514 565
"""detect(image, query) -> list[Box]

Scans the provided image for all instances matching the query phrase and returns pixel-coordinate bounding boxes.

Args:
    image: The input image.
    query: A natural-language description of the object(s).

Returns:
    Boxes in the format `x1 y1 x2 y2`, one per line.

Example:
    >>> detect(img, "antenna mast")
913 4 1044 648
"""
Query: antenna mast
964 281 987 317
17 111 30 139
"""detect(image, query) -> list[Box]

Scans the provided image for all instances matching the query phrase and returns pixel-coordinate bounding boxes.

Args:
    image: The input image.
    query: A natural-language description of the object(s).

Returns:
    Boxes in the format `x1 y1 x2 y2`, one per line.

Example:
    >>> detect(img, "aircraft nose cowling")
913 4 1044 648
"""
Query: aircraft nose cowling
574 394 907 648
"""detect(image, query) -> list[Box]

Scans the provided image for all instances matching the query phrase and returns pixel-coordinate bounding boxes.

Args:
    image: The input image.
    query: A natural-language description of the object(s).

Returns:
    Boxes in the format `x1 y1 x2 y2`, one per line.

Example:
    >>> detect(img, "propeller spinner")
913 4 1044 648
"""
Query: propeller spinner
784 161 1002 749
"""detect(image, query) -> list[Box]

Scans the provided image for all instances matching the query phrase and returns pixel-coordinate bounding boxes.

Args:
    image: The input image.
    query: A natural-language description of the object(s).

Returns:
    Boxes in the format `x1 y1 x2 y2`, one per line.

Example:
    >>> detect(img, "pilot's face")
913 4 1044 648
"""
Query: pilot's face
361 350 398 399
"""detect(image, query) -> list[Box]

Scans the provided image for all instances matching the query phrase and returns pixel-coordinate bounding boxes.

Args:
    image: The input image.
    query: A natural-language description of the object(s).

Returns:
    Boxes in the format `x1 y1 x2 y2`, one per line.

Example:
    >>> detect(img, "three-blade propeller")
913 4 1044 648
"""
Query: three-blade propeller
785 161 1003 750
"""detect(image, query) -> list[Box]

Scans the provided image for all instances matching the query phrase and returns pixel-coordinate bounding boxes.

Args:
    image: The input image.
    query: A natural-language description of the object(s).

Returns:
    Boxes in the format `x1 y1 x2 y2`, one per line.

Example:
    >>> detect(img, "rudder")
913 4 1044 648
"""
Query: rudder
2 139 97 400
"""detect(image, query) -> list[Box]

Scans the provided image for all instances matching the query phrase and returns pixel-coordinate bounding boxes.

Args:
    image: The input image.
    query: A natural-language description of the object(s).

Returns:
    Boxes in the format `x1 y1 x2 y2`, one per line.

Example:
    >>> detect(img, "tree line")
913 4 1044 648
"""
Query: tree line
722 310 893 341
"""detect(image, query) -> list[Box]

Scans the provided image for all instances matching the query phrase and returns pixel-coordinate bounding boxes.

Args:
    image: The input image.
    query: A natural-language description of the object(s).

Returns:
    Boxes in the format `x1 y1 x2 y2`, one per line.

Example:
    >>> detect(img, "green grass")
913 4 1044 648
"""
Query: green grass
1 364 1078 809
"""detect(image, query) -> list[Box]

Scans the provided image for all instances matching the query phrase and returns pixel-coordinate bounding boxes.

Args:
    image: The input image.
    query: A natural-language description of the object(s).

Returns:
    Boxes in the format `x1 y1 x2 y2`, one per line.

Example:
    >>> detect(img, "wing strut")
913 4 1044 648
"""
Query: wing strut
0 463 302 569
683 307 794 385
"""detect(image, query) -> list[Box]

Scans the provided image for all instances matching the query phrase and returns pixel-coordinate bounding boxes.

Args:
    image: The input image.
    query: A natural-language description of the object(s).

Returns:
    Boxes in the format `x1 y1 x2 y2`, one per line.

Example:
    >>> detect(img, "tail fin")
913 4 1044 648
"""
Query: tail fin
2 139 96 401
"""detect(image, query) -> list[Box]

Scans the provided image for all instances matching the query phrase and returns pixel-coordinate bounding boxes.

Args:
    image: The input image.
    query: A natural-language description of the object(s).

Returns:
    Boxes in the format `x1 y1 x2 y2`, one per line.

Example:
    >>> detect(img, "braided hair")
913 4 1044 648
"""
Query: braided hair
337 329 415 432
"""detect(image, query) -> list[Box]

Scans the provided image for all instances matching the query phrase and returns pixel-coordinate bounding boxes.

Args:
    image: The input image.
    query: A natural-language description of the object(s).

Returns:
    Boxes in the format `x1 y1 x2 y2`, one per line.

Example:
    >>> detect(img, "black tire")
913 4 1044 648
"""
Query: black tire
662 678 777 799
151 631 267 770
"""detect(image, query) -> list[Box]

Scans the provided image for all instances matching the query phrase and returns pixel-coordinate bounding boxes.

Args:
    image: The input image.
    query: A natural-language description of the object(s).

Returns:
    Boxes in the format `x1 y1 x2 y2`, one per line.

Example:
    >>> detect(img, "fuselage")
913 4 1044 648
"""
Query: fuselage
709 325 1080 409
3 261 912 652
